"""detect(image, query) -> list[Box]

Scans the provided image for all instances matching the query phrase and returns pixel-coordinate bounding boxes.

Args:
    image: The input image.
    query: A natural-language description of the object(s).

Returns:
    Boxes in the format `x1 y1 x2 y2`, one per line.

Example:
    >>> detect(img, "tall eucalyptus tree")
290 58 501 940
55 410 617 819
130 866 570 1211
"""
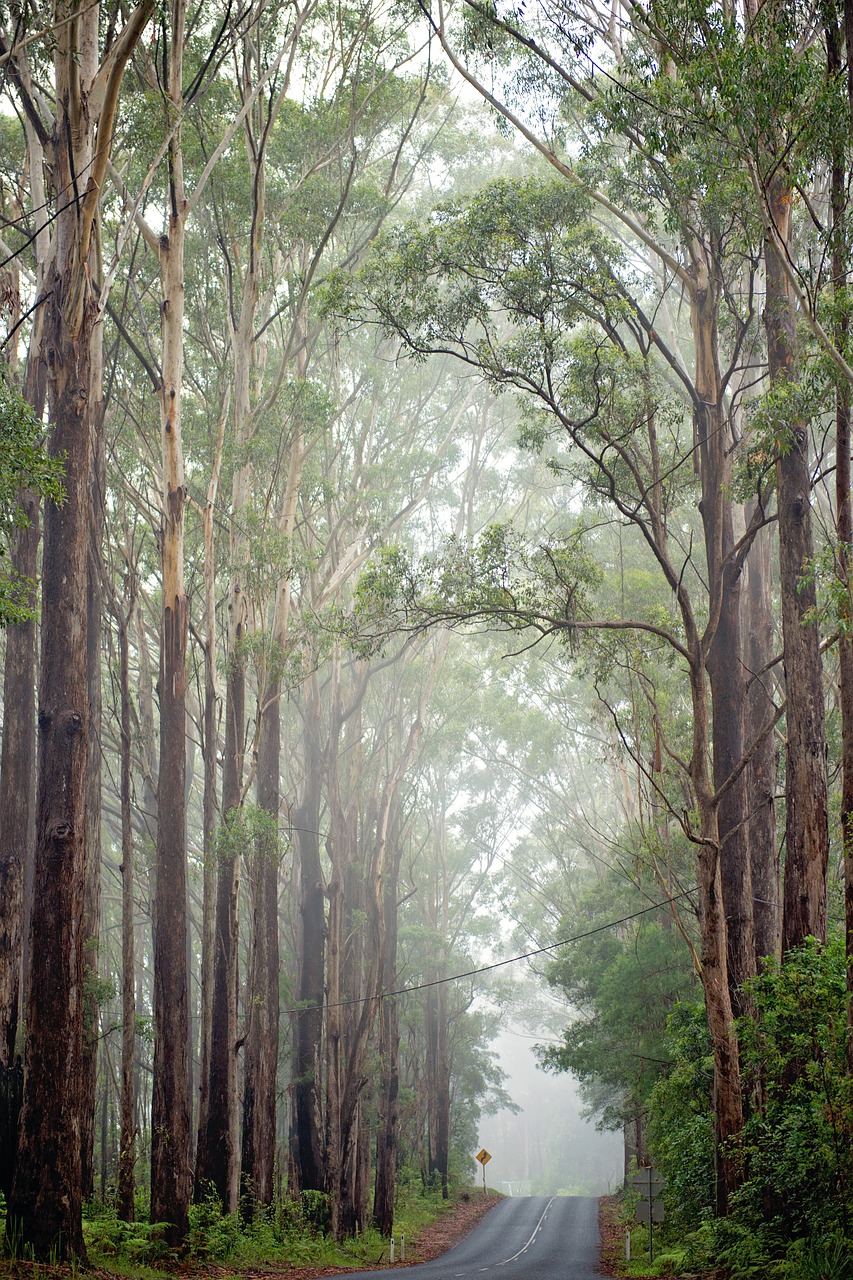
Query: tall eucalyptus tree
1 0 152 1257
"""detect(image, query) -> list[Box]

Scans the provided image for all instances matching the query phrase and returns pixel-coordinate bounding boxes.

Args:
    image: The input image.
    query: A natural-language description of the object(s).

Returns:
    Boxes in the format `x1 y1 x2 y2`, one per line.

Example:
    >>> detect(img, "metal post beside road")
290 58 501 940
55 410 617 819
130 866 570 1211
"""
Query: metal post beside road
476 1148 492 1197
627 1166 666 1265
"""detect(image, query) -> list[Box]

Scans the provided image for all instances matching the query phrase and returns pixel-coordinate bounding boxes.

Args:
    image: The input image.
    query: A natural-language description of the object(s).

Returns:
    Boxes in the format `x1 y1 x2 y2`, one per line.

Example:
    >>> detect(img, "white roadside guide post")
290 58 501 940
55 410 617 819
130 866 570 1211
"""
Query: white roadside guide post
627 1166 666 1265
476 1148 492 1197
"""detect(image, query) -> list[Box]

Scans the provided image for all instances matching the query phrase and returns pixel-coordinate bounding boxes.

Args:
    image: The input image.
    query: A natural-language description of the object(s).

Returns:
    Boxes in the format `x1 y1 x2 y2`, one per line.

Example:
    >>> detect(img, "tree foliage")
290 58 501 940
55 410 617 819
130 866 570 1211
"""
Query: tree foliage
0 373 63 625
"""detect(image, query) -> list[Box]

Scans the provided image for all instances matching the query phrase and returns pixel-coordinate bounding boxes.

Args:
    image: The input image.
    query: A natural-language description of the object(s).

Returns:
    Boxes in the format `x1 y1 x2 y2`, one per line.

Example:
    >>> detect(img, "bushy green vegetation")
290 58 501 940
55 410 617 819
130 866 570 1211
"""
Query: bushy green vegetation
626 936 853 1277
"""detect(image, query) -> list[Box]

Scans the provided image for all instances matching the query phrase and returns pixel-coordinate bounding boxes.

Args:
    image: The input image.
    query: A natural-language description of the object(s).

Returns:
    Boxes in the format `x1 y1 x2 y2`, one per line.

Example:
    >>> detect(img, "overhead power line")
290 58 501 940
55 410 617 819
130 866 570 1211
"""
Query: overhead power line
284 886 696 1016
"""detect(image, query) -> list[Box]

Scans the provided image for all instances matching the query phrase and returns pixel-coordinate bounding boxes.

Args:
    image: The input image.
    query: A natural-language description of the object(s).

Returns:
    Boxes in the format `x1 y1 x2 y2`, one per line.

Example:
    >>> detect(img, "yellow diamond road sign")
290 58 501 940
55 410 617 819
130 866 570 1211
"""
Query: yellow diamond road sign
476 1148 492 1165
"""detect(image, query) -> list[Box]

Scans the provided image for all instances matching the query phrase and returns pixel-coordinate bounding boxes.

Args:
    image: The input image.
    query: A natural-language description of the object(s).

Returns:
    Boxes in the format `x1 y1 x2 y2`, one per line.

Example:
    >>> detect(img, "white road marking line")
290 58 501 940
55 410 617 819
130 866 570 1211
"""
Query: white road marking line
496 1197 555 1266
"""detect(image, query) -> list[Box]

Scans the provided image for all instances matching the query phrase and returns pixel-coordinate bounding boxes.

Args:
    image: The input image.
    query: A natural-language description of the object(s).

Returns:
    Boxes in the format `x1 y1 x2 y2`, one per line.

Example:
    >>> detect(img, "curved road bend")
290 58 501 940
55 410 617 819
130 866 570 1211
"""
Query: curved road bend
345 1197 602 1280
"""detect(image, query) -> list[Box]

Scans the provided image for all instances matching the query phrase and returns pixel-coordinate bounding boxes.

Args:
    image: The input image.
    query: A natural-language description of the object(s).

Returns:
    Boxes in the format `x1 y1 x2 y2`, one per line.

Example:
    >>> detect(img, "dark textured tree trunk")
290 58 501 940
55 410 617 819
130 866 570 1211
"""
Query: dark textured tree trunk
202 642 244 1211
0 253 46 1204
0 497 38 1084
7 230 93 1264
3 9 114 1245
241 673 281 1218
373 863 400 1235
743 516 780 965
764 179 829 951
291 681 326 1194
0 501 38 1201
427 979 450 1199
150 0 191 1238
6 3 152 1236
709 565 754 1014
151 582 191 1244
355 1085 373 1230
336 855 371 1238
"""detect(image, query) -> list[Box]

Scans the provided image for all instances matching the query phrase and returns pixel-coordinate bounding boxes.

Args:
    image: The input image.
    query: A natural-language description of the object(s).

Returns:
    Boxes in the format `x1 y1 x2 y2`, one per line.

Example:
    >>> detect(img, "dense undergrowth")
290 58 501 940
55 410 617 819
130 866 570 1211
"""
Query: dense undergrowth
616 935 853 1278
0 1173 477 1275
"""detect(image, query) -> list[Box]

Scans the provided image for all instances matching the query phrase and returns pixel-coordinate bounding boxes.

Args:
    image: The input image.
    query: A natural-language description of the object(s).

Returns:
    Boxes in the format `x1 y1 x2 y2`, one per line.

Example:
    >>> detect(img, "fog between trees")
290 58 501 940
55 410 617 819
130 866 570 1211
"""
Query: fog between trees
1 0 853 1269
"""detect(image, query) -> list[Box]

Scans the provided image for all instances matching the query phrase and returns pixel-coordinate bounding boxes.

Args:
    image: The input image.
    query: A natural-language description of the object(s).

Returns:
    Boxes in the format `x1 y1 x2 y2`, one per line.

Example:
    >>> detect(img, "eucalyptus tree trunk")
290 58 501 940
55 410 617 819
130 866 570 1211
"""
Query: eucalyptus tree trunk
743 515 780 964
116 599 137 1223
150 0 191 1243
0 485 35 1200
827 23 853 1072
6 0 151 1256
241 404 301 1214
372 690 432 1231
372 854 401 1235
82 388 105 1201
689 247 755 1015
194 412 225 1192
240 680 281 1218
426 978 451 1198
203 343 250 1221
0 57 49 1114
764 177 829 951
324 682 352 1239
291 673 327 1194
0 324 45 1092
324 663 384 1239
0 502 38 1203
134 600 160 852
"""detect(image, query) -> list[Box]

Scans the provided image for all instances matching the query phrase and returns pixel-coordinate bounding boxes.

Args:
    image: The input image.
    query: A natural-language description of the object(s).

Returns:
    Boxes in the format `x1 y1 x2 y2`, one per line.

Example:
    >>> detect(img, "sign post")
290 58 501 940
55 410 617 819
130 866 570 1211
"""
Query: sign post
627 1166 666 1265
475 1148 492 1197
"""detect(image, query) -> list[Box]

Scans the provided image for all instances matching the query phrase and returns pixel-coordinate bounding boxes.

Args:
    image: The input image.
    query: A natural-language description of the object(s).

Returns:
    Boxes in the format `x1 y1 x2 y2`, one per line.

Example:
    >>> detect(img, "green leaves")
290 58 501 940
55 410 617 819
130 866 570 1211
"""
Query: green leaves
0 372 65 626
350 523 603 654
337 173 620 373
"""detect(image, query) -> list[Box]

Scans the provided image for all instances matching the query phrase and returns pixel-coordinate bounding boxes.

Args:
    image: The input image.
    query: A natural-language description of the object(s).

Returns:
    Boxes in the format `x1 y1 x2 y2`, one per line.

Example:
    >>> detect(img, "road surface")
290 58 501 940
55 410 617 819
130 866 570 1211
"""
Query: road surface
344 1197 602 1280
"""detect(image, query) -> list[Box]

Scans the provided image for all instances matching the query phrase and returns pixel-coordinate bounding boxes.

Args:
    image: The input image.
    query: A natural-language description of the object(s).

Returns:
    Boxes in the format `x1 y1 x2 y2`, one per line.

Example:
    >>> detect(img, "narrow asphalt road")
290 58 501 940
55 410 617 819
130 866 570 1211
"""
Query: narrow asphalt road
345 1197 602 1280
